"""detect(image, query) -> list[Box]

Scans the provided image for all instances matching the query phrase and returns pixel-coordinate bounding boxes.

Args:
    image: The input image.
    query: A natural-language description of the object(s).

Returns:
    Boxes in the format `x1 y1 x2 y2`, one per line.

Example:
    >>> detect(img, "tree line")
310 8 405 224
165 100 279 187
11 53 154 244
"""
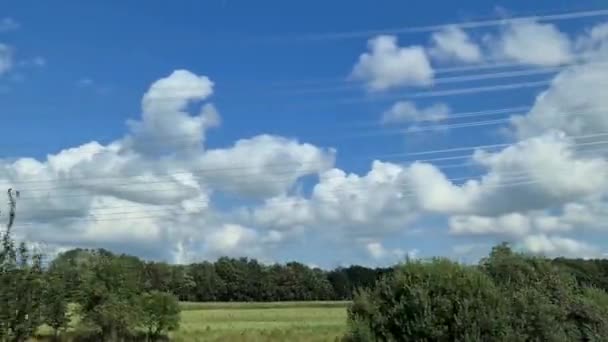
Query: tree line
50 247 608 305
52 248 392 303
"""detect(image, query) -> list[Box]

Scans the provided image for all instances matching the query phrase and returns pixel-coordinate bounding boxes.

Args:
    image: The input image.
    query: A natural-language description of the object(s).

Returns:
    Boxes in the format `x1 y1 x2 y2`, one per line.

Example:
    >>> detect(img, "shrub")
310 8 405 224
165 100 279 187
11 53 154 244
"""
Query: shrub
347 258 509 341
140 291 181 339
347 244 608 342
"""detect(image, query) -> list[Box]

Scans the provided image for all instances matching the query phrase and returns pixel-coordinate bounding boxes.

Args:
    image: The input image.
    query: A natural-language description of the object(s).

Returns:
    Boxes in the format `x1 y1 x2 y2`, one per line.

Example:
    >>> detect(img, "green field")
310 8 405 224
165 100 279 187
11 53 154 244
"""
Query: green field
36 301 349 341
173 301 348 341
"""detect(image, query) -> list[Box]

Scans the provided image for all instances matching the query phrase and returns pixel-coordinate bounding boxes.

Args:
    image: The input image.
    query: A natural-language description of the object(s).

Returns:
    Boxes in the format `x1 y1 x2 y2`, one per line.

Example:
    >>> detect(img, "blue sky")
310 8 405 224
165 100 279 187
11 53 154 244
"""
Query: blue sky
2 1 608 267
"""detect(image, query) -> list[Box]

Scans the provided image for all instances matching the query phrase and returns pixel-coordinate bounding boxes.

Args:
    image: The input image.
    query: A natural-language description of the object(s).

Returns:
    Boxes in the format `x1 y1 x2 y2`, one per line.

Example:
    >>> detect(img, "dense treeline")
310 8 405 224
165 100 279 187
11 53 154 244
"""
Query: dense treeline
51 248 392 303
50 247 608 304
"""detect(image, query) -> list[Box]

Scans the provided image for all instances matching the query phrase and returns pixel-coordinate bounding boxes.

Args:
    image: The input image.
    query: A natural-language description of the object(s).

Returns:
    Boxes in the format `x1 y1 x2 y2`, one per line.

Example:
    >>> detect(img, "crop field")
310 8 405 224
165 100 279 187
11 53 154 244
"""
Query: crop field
34 301 349 342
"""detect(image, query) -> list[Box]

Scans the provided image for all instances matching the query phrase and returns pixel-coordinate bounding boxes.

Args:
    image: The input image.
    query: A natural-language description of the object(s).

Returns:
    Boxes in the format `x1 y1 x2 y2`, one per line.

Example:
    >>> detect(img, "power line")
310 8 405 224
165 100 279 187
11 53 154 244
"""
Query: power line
13 159 607 229
283 66 566 95
4 130 608 195
340 80 553 104
7 100 604 165
267 61 575 89
293 8 608 41
10 139 608 205
3 128 608 196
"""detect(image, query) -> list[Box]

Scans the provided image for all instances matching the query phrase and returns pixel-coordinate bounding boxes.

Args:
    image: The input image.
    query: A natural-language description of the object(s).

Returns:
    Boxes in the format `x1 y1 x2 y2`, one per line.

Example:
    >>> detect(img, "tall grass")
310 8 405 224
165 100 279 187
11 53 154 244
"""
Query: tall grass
34 302 348 341
179 301 350 311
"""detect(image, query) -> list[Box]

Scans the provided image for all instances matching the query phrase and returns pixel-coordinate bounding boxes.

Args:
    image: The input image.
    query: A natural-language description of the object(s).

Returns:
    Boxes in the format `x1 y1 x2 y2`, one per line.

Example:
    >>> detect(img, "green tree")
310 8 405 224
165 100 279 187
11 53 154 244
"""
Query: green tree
189 262 225 301
327 269 351 299
481 243 608 341
144 261 173 293
0 189 45 341
140 291 181 340
42 271 71 340
169 265 196 301
347 258 509 341
77 251 145 340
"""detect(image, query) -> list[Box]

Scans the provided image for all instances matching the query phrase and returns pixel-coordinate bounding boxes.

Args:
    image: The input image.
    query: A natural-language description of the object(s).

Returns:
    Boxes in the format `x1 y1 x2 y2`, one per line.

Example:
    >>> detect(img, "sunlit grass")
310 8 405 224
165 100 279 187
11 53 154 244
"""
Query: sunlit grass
34 301 349 341
174 304 347 341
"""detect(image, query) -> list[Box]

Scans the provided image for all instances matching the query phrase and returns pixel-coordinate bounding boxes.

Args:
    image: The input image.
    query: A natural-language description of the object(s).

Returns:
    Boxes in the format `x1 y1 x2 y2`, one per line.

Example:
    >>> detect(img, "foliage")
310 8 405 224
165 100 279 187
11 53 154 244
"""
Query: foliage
140 291 181 339
347 258 509 341
41 271 71 338
76 251 145 340
480 243 608 341
0 189 45 342
347 243 608 342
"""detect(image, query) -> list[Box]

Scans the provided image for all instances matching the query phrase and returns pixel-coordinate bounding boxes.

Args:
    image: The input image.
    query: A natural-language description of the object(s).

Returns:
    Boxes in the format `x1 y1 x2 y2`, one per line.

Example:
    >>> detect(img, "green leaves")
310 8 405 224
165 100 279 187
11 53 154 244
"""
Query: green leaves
0 236 44 341
140 291 181 338
42 271 71 336
347 245 608 342
76 251 145 339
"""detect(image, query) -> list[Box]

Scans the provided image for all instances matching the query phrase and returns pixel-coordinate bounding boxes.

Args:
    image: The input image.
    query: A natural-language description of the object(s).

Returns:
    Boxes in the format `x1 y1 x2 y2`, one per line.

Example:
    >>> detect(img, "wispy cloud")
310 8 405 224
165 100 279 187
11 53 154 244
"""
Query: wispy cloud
31 56 46 67
18 56 47 68
0 43 13 75
0 18 20 32
77 78 94 87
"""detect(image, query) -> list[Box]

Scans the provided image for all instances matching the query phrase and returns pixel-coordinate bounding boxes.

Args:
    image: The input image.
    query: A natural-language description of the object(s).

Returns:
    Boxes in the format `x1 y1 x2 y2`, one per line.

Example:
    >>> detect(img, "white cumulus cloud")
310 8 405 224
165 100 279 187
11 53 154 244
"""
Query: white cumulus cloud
351 35 434 91
430 26 483 63
126 69 217 155
521 234 599 258
492 20 573 66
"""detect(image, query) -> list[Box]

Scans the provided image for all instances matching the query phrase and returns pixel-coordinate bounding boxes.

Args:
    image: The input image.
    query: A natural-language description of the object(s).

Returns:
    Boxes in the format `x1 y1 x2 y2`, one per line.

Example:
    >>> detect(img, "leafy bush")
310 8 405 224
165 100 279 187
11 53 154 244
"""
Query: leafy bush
42 271 71 338
347 258 509 341
76 252 145 340
347 244 608 342
140 291 181 339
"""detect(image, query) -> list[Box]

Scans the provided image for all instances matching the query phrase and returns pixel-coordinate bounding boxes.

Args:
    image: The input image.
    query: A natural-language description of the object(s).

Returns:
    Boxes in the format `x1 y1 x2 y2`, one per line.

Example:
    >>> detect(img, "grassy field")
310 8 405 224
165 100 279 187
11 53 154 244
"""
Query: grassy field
35 301 349 341
173 301 349 341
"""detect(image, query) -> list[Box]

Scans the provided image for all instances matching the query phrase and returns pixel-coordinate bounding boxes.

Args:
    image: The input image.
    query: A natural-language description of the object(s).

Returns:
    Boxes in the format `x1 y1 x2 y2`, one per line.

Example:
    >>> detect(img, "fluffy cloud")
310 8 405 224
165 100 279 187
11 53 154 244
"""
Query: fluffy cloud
429 26 482 63
365 241 405 261
0 43 13 75
126 70 217 155
449 213 531 238
250 161 421 239
204 224 264 258
392 132 606 219
310 162 418 235
251 195 315 231
1 69 336 264
351 35 434 91
197 135 334 198
447 197 608 238
250 129 608 244
382 101 450 124
511 61 608 138
492 20 573 66
467 131 608 215
521 234 599 258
